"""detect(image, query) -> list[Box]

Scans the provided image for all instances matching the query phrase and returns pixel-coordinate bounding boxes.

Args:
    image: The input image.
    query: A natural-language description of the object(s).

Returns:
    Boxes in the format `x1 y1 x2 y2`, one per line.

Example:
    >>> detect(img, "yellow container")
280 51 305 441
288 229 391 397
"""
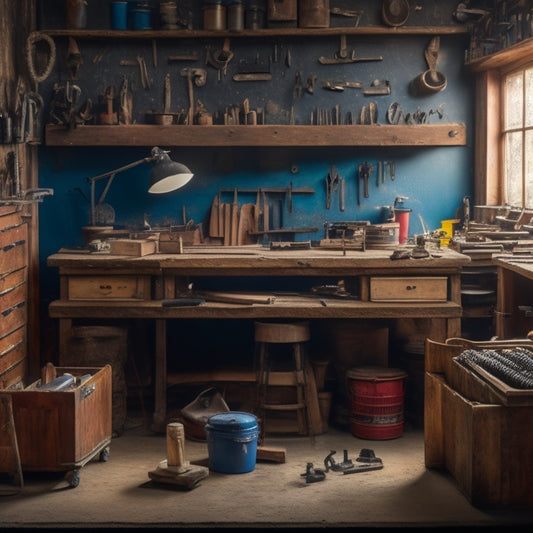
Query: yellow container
439 219 460 247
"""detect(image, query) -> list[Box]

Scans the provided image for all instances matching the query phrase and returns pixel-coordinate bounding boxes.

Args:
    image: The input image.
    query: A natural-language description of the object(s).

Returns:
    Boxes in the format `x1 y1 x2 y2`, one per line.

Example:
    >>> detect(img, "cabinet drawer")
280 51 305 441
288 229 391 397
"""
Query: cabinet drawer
67 276 151 300
370 277 447 302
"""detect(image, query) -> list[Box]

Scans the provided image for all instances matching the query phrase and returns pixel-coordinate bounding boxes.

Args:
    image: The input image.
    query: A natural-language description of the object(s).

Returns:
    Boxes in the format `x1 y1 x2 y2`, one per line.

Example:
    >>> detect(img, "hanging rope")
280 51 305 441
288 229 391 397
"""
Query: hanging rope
25 31 56 84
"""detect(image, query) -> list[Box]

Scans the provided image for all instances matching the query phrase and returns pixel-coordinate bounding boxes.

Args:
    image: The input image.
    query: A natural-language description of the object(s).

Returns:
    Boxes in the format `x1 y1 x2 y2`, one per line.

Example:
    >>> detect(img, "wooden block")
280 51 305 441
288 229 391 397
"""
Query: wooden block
109 238 157 256
256 445 286 463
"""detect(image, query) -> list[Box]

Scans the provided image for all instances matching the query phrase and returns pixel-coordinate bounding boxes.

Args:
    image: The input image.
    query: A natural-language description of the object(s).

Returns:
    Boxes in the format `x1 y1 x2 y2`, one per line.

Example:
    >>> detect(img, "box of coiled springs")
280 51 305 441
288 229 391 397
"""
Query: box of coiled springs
424 336 533 507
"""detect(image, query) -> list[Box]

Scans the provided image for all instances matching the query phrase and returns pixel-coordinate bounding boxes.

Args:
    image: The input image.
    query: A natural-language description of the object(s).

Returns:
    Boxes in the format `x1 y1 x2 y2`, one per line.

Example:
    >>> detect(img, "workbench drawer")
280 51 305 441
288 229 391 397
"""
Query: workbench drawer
66 275 151 300
370 277 447 302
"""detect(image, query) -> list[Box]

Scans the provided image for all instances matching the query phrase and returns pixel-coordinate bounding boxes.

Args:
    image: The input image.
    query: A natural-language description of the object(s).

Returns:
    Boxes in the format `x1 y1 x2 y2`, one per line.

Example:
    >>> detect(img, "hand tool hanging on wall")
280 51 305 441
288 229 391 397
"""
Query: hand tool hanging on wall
180 68 207 125
119 57 151 89
48 81 81 128
363 79 390 95
318 35 383 64
66 37 82 80
100 86 117 125
326 165 339 209
330 7 363 26
206 38 234 81
358 161 374 203
119 76 132 125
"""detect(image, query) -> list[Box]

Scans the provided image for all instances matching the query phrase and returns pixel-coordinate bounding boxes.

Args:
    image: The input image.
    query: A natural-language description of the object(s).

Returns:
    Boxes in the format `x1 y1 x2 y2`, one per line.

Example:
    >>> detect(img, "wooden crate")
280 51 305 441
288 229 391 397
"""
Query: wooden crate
425 338 533 507
0 365 112 472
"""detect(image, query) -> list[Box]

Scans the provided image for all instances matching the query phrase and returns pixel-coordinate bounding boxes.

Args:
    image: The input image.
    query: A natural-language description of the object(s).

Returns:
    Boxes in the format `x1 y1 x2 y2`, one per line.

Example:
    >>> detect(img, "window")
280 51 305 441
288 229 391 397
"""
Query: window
502 65 533 208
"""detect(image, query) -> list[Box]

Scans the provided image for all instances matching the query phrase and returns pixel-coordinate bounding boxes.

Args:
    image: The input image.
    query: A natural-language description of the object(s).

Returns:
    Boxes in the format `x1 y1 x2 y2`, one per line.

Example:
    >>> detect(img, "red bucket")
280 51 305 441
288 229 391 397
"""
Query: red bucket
347 366 408 440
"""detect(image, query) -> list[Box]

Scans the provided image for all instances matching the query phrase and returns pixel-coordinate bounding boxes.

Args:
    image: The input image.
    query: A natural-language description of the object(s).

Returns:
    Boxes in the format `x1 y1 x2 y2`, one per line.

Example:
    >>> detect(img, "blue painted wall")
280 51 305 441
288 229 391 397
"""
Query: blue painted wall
37 1 475 304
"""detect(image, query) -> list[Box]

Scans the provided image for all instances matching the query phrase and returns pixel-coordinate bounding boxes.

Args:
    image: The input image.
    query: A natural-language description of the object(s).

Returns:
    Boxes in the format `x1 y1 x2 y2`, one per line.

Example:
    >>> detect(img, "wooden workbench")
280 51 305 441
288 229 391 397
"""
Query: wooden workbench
47 245 470 431
493 255 533 338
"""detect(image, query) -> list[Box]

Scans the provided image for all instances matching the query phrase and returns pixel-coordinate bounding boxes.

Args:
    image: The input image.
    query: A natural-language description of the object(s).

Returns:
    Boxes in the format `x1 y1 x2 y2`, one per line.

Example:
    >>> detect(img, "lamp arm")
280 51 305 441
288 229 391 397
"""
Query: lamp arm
86 155 155 184
87 155 155 226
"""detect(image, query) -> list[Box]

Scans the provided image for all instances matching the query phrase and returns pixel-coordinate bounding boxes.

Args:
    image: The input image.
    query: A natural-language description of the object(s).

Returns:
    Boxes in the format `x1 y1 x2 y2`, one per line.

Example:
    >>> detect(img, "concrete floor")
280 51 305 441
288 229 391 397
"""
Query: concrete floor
2 413 533 530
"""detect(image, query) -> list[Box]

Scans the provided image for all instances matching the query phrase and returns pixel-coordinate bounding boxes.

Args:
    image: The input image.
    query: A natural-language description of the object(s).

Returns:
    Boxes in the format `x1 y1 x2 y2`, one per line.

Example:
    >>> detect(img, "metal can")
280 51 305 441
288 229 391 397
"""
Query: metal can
227 1 245 31
298 0 330 28
245 1 266 29
203 0 227 30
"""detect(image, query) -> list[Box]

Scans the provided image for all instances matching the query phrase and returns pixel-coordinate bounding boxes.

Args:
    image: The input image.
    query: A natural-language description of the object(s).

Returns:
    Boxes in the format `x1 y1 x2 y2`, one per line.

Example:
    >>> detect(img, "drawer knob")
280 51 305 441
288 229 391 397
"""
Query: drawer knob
406 285 417 290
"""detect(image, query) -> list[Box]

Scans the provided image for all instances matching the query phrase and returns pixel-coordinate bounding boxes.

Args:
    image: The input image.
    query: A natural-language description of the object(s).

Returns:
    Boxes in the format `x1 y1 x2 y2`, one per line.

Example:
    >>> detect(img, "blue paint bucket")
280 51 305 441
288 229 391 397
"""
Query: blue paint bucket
205 412 259 474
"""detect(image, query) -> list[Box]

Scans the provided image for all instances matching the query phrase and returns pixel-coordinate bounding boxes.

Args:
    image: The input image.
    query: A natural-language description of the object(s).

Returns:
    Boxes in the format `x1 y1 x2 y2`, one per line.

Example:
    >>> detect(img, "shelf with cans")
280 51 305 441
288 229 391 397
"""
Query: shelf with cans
36 1 468 148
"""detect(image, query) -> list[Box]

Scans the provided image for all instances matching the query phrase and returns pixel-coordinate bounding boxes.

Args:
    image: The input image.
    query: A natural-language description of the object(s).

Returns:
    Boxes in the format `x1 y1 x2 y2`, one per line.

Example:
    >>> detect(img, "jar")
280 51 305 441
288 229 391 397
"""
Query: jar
131 2 152 30
298 0 330 28
227 1 245 31
65 0 87 29
245 0 265 29
203 0 226 31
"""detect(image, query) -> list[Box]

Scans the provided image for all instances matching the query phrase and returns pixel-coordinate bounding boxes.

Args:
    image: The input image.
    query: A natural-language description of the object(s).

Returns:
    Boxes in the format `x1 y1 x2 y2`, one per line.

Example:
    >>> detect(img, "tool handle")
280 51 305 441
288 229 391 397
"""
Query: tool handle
162 298 205 306
167 422 185 468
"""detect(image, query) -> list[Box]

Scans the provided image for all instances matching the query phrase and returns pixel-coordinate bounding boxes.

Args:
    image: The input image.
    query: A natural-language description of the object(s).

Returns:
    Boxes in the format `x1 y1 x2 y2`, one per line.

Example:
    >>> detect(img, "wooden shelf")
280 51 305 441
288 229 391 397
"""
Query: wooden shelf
467 37 533 72
42 26 468 39
45 123 467 148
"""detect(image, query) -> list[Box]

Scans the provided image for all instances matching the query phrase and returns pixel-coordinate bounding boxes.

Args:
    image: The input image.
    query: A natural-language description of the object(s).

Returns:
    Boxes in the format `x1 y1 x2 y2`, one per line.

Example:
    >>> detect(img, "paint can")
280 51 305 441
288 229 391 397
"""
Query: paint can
347 366 407 440
205 412 259 473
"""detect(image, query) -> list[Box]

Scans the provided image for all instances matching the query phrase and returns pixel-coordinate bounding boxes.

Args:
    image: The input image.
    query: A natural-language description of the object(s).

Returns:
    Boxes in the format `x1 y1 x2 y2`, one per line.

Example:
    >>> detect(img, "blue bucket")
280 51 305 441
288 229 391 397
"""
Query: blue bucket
205 412 259 474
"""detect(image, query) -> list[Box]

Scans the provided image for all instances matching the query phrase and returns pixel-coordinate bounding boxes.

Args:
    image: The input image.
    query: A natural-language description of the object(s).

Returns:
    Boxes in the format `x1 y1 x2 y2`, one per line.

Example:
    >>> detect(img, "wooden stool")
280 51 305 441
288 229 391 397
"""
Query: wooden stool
254 321 322 436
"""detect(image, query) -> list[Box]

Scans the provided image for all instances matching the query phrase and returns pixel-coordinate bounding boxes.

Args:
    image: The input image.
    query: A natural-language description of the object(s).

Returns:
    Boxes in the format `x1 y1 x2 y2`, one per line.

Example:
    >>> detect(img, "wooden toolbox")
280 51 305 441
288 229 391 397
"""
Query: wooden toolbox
424 337 533 507
0 364 112 484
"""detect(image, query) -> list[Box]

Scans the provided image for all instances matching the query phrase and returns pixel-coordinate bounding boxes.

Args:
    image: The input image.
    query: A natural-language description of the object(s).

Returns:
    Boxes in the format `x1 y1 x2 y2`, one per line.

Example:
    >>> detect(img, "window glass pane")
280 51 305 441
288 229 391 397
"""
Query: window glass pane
525 130 533 208
526 68 533 127
505 71 523 129
505 131 523 206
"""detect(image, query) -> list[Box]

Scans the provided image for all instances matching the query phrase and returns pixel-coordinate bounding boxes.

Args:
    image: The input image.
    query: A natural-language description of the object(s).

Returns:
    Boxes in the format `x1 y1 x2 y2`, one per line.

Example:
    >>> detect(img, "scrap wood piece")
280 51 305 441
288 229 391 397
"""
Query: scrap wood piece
0 394 24 495
194 291 275 305
256 445 286 463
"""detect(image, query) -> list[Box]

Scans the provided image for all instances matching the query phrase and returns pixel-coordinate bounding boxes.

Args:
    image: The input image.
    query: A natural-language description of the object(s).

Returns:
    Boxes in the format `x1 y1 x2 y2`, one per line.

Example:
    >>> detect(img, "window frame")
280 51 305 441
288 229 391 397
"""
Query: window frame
471 40 533 207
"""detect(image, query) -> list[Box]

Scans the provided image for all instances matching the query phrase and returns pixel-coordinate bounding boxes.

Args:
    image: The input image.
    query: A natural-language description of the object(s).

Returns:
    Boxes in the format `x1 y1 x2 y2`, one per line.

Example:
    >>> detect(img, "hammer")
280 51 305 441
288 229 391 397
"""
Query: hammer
180 68 207 125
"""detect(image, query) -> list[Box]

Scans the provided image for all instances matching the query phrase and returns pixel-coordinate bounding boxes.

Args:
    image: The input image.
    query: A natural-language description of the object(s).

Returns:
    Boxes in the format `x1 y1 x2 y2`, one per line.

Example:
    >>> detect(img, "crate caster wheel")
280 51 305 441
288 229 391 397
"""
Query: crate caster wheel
99 446 109 462
66 469 80 488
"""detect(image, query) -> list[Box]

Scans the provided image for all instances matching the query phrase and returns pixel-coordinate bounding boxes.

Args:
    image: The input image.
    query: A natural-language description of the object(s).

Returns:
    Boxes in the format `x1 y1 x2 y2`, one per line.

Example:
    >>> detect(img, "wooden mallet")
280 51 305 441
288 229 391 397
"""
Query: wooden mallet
148 422 209 490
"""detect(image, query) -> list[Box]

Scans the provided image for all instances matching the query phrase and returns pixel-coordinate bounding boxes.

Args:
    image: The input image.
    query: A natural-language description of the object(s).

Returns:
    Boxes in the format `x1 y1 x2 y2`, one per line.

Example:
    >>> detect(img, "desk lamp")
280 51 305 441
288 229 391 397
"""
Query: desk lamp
87 146 193 226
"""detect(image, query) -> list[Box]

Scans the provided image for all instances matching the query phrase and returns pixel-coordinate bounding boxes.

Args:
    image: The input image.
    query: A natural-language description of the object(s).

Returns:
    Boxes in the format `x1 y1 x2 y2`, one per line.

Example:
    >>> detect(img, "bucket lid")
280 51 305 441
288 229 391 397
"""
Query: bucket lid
206 411 258 431
347 366 407 381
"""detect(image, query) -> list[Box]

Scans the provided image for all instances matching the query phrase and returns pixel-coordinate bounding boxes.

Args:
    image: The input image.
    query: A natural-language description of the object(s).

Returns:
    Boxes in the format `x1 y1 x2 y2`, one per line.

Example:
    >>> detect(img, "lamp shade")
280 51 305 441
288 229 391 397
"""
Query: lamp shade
148 148 194 194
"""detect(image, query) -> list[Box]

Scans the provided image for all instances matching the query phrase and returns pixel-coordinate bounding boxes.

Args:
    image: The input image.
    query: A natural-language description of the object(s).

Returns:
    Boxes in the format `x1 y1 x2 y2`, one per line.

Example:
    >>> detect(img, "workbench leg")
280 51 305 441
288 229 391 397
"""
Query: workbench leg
152 319 167 433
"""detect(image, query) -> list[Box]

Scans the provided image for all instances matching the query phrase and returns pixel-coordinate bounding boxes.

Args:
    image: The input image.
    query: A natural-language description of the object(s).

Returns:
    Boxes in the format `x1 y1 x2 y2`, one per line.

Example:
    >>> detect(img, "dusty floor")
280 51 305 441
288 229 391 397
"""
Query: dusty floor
2 413 533 530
